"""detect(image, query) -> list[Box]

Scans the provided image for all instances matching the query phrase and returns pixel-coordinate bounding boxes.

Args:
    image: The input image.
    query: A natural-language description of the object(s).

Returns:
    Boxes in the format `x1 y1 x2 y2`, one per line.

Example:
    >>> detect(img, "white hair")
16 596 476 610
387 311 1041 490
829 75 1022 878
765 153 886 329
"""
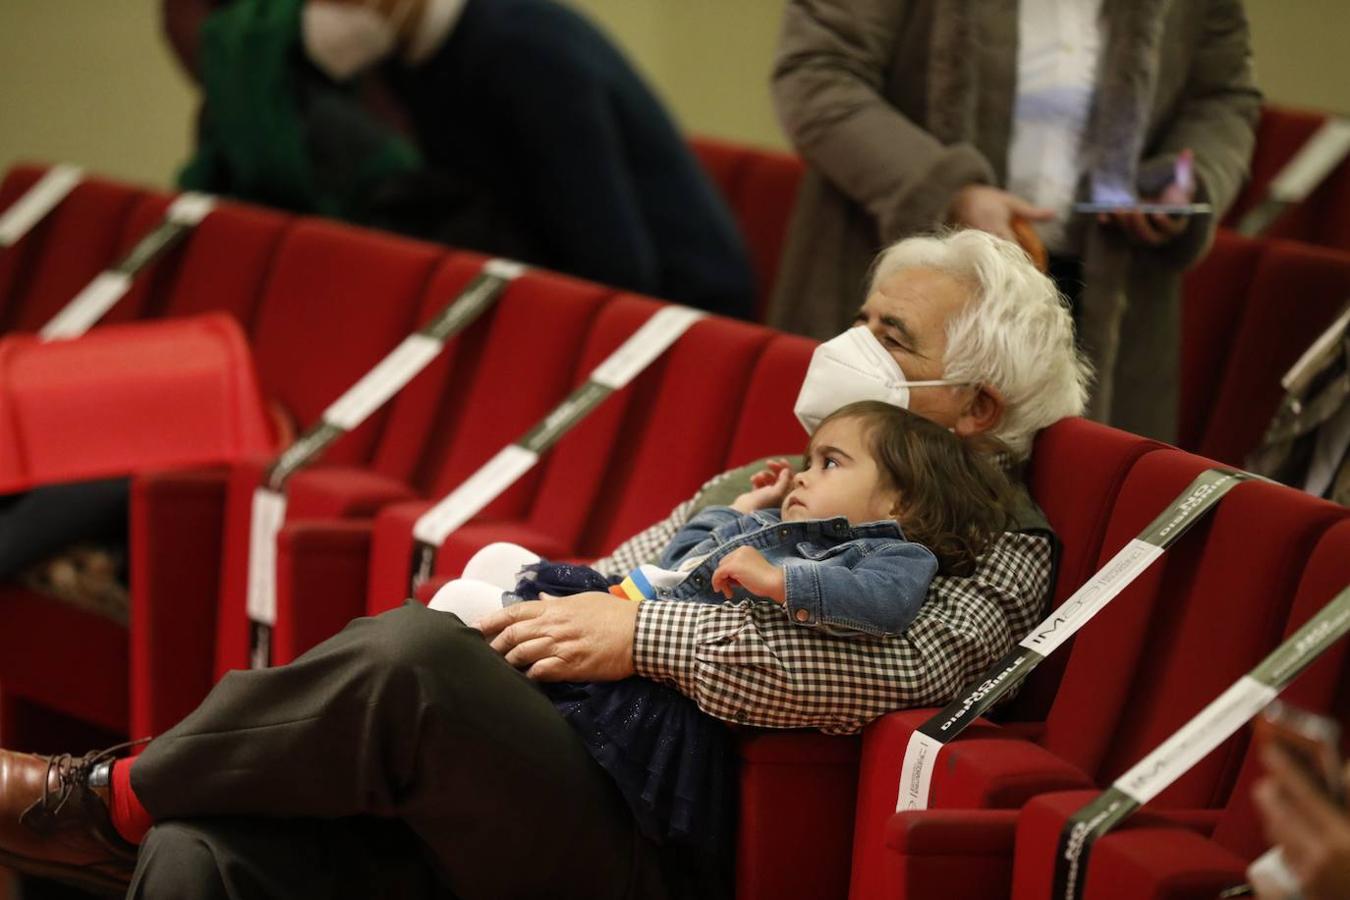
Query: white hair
870 229 1092 459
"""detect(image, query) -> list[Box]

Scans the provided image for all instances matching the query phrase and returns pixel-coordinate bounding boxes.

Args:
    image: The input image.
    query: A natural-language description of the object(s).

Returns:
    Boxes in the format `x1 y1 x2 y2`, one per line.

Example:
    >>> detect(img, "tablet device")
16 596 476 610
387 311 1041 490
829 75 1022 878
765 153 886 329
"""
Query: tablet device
1072 201 1213 216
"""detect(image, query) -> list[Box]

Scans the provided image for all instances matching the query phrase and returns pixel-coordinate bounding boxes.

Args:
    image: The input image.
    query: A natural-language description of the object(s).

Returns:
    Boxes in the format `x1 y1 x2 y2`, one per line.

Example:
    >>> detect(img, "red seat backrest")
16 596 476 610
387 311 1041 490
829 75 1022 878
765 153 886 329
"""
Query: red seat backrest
689 137 805 320
407 269 614 513
722 332 816 467
155 199 293 328
689 136 752 204
248 219 441 466
1225 106 1326 229
735 151 806 320
362 252 489 484
1208 518 1350 860
0 164 50 322
1197 239 1350 465
576 313 773 555
521 304 774 559
2 175 144 333
1178 231 1265 450
1042 451 1345 807
1002 418 1164 722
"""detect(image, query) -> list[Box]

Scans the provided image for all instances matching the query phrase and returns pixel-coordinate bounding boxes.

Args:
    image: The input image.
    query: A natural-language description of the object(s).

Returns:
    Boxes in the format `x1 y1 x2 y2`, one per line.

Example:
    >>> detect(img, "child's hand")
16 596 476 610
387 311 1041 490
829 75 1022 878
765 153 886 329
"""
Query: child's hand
731 458 794 513
711 546 786 603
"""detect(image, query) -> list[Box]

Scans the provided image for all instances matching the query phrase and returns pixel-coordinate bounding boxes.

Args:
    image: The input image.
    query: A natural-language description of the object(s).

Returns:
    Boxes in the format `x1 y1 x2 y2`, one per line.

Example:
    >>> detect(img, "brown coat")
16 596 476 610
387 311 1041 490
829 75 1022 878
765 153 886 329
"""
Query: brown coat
769 0 1261 440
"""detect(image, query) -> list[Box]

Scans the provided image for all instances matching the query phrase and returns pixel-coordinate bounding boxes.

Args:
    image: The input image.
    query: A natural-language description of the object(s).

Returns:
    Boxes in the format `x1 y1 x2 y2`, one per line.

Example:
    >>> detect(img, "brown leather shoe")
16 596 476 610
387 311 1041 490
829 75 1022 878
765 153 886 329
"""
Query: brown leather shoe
0 746 139 894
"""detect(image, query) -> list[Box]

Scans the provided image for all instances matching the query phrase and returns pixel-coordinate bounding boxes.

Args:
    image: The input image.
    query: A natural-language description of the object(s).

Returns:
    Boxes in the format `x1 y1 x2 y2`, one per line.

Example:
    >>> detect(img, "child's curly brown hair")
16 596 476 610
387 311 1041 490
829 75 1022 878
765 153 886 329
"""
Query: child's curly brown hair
818 401 1016 576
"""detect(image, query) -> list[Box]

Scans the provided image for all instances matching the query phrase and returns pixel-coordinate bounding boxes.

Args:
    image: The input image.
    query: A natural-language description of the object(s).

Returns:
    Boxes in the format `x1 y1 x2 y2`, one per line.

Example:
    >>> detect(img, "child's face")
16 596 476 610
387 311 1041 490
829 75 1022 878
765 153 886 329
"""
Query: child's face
782 416 901 525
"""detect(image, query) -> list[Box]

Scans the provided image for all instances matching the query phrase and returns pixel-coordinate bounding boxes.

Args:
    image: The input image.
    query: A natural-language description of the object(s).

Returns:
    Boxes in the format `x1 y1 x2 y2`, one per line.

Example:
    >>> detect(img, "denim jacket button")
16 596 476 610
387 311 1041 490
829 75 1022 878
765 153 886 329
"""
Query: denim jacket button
778 527 790 539
794 608 810 623
692 574 706 587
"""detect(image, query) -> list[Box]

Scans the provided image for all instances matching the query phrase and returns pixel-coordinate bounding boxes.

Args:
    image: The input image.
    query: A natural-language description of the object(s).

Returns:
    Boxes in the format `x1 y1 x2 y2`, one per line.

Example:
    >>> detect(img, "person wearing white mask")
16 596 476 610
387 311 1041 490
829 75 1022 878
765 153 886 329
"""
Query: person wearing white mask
161 0 754 318
0 231 1089 900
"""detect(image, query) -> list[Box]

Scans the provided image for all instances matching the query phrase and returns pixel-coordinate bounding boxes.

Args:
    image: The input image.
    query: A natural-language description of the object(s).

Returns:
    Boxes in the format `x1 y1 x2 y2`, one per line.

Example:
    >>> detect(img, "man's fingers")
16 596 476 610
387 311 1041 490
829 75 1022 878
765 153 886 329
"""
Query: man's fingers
504 635 556 669
525 656 568 682
477 599 540 639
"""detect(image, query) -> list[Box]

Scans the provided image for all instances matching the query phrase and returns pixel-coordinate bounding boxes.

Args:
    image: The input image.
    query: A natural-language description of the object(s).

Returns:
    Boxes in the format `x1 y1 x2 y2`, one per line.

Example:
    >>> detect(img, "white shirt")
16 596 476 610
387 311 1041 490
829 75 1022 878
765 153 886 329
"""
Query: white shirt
1005 0 1106 253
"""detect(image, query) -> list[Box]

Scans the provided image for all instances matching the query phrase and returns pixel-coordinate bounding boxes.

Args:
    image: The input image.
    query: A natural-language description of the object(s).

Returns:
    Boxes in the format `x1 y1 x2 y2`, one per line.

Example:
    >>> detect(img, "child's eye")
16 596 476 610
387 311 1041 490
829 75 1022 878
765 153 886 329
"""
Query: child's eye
823 456 839 470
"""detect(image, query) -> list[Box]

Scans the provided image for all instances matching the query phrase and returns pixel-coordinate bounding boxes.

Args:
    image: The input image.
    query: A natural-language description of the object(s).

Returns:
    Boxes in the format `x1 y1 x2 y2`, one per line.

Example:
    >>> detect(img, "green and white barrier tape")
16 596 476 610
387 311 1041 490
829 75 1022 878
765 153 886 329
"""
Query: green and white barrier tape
1053 583 1350 900
897 469 1254 811
245 259 524 668
0 164 83 248
40 192 216 340
407 304 707 594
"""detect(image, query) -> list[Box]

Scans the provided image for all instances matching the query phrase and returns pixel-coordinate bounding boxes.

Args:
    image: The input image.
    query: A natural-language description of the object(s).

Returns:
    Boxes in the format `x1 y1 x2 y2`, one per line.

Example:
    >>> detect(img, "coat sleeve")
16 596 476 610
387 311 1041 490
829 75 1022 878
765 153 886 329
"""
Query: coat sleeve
771 0 996 240
1144 0 1262 269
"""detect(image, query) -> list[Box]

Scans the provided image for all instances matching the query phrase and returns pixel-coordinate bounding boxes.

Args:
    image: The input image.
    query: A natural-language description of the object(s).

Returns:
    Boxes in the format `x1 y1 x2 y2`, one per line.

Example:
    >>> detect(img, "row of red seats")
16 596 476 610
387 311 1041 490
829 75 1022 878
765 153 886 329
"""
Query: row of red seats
1 162 1348 898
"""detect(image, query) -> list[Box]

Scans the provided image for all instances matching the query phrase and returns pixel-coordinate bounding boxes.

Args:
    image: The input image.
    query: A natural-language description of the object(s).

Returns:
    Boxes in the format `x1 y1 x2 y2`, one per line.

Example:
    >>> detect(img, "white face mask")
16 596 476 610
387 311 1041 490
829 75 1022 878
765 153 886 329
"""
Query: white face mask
302 2 397 82
793 326 965 432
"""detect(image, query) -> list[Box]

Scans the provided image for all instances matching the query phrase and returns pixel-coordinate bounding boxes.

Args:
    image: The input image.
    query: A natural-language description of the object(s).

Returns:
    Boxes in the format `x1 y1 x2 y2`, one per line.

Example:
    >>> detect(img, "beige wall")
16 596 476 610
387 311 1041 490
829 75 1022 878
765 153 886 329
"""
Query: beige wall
0 1 1346 190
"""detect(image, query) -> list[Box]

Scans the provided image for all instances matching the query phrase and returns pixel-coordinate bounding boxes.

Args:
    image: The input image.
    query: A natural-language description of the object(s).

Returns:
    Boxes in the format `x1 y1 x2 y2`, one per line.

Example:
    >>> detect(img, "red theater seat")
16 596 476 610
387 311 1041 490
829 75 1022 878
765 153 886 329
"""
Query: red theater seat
853 453 1346 900
0 164 52 322
1008 518 1350 900
271 266 611 661
1196 240 1350 465
848 421 1162 900
1227 105 1350 251
129 219 443 730
1 174 144 334
689 137 805 320
1178 231 1264 451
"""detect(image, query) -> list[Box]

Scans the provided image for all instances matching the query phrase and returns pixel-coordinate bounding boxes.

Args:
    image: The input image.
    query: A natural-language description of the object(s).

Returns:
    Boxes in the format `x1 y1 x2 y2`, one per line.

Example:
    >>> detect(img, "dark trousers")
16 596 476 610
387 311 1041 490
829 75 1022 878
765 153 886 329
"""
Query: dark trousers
126 604 671 900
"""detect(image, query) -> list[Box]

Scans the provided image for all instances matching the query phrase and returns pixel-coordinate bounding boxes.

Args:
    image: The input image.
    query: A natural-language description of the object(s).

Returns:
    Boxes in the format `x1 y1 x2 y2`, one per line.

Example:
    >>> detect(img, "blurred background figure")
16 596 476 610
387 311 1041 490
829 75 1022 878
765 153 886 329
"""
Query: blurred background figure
768 0 1261 440
1247 304 1350 504
162 0 755 319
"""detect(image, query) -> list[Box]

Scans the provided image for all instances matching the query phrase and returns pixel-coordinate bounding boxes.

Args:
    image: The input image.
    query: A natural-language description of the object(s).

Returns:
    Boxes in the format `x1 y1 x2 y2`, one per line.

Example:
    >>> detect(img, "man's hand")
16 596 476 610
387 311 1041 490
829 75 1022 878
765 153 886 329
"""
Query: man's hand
731 458 794 514
478 591 638 681
711 546 786 603
1252 744 1350 899
948 185 1055 243
1103 148 1196 246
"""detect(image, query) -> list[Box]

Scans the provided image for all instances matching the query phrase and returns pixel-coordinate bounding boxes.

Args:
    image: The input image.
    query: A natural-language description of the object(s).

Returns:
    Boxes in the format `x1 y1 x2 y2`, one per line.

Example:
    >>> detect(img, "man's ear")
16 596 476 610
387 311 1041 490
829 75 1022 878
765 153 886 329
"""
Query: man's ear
953 384 1005 439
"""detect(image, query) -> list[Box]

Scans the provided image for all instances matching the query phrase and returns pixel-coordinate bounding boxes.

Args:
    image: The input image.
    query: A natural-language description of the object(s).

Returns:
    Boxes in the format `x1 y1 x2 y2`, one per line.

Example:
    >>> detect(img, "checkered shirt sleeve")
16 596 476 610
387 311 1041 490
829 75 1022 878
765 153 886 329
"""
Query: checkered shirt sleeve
633 530 1053 735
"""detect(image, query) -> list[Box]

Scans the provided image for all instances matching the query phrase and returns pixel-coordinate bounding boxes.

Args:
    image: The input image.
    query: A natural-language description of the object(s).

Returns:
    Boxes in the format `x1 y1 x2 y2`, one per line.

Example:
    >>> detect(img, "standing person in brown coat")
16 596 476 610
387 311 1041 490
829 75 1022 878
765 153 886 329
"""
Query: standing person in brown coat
770 0 1260 440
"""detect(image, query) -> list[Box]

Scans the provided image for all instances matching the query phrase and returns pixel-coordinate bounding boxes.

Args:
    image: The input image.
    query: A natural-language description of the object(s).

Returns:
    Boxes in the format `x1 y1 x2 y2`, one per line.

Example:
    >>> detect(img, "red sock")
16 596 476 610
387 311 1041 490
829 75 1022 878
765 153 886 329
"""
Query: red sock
108 759 155 845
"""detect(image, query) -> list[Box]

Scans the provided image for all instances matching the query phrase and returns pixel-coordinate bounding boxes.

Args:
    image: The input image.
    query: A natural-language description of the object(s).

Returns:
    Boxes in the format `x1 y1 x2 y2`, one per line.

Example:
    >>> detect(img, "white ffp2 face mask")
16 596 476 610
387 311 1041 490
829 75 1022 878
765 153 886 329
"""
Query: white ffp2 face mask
302 2 397 82
792 326 964 433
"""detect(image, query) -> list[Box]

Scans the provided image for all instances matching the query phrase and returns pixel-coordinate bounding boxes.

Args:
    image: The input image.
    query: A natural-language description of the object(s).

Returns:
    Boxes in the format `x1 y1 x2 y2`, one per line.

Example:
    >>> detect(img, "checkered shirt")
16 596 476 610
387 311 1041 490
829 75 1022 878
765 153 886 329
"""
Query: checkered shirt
594 470 1053 736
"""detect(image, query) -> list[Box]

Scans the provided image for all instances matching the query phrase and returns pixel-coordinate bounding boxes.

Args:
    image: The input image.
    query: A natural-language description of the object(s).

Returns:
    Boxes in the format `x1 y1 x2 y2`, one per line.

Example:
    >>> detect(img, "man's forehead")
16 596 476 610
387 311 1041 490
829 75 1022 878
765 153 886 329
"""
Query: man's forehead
864 267 971 327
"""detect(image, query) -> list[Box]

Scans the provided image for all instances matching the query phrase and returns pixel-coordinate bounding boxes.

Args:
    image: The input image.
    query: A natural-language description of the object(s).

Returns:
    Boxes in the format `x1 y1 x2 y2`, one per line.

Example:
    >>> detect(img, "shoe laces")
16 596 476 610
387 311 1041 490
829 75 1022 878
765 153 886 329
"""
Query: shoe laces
36 738 151 824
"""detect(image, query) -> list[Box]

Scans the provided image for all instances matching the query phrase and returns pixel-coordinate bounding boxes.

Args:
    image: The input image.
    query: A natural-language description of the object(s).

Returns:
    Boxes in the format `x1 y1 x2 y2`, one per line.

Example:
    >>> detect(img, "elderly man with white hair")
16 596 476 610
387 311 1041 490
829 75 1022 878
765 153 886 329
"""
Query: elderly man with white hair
0 231 1089 900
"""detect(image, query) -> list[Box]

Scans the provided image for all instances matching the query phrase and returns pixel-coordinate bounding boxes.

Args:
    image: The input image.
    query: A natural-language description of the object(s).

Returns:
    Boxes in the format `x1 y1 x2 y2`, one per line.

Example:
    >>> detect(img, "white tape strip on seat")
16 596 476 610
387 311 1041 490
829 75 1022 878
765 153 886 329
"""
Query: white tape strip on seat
39 271 133 340
245 488 289 627
1269 118 1350 203
0 164 83 247
895 470 1247 812
413 445 542 546
322 334 444 430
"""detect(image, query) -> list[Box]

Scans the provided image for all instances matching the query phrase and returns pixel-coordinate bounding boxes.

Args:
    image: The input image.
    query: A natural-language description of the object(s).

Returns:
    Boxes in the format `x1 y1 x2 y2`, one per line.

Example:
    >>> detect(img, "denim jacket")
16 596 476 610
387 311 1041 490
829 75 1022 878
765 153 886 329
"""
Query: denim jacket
656 506 939 637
